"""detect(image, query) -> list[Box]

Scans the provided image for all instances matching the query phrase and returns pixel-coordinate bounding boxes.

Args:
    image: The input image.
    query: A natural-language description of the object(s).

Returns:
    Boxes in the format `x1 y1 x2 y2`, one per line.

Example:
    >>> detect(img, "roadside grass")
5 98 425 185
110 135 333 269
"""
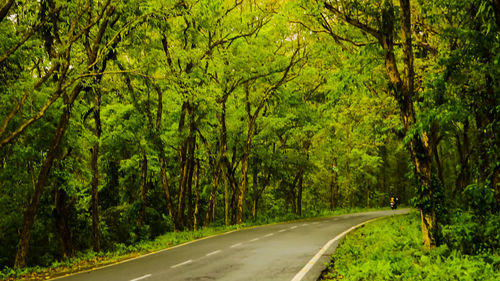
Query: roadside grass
320 211 500 281
1 206 386 281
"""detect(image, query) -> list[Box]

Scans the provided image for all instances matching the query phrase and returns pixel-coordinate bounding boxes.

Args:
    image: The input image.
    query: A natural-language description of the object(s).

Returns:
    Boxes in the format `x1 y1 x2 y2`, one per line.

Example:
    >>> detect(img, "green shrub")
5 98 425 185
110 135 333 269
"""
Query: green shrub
442 210 500 255
321 212 500 281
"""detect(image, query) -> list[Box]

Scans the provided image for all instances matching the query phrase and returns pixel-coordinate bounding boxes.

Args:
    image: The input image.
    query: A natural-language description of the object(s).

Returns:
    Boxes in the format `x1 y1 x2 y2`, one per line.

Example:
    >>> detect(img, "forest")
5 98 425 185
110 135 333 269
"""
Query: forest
0 0 499 273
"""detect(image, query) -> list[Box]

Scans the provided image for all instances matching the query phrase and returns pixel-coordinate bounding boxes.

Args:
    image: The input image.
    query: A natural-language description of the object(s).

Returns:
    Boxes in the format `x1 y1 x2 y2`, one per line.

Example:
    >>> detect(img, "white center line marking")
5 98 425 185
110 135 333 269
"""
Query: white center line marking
312 222 319 225
302 223 309 226
290 226 298 230
230 242 242 248
264 233 274 237
278 229 287 233
249 237 260 242
130 274 152 281
206 250 221 256
171 260 193 268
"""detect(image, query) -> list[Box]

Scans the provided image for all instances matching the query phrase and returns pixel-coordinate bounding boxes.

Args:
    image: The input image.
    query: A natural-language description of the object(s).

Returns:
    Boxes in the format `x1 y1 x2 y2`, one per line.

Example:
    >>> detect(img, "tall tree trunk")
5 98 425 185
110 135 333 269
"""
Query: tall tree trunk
54 186 74 258
400 0 439 250
193 159 200 230
205 163 221 226
345 123 351 207
137 154 148 227
330 159 339 210
223 168 230 226
296 169 304 217
14 84 82 268
236 149 250 224
160 156 178 229
176 102 190 230
289 172 300 215
152 84 178 230
186 130 196 230
251 167 259 221
90 90 102 252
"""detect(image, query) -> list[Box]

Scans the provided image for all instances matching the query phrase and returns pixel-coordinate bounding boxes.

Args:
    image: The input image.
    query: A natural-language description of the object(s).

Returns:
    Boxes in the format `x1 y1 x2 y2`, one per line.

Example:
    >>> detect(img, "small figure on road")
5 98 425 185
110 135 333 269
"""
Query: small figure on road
390 195 399 210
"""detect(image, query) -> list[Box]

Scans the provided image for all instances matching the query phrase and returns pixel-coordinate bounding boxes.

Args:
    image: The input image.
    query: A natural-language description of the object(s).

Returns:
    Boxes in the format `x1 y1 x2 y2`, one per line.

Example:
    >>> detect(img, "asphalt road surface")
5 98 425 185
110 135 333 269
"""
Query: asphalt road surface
55 209 409 281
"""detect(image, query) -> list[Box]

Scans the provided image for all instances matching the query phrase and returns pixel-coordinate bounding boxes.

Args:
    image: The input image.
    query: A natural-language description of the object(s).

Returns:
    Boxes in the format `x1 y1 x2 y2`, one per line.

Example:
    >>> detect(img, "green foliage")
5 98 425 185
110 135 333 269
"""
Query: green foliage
442 210 500 256
321 212 500 281
1 0 499 273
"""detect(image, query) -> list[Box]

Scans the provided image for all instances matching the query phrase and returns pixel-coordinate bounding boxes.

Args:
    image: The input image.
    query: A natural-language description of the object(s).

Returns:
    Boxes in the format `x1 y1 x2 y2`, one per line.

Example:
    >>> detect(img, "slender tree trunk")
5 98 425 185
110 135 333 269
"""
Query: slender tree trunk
152 84 178 230
296 170 304 217
14 83 82 268
236 150 250 224
251 168 259 221
329 179 334 210
493 0 500 33
137 154 148 227
204 163 220 226
290 172 300 215
54 186 74 258
0 0 15 23
90 142 100 251
160 156 178 229
186 131 196 230
176 102 190 230
345 124 351 207
223 169 230 226
91 91 102 252
193 159 200 231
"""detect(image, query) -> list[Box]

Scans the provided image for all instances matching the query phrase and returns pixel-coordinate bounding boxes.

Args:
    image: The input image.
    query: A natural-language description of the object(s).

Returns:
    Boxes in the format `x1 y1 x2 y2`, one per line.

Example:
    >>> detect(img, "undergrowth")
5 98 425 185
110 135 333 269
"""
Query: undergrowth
321 211 500 281
0 207 383 280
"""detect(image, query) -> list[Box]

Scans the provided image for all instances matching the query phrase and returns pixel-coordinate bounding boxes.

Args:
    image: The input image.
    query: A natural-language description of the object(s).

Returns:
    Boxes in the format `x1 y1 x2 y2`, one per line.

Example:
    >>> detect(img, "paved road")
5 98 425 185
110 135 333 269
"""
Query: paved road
55 209 409 281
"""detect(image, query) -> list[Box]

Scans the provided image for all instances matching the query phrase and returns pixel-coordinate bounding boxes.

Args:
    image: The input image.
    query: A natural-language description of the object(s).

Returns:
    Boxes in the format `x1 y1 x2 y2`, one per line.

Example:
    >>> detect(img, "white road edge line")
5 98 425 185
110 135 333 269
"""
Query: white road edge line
130 274 152 281
171 260 193 268
230 242 242 248
206 250 222 256
290 217 381 281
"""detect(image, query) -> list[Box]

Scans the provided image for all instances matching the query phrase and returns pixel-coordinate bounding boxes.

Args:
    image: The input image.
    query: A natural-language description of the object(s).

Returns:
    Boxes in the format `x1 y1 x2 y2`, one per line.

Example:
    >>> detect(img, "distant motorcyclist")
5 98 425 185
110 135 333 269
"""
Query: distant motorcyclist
390 195 399 210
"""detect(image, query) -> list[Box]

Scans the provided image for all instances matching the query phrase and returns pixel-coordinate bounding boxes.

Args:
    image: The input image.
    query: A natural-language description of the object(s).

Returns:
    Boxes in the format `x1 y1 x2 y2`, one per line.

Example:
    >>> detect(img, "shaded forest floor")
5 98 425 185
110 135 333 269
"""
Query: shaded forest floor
1 207 384 280
320 211 500 281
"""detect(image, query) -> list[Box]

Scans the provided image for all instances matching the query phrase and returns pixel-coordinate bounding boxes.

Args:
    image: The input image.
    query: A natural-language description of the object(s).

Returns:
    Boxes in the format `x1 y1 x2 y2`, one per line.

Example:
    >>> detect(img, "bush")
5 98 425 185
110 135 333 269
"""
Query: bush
442 210 500 255
321 212 500 281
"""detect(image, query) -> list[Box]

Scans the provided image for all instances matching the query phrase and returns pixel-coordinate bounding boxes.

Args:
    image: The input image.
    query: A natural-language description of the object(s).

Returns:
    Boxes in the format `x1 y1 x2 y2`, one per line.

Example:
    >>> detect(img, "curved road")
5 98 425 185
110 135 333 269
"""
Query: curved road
54 209 409 281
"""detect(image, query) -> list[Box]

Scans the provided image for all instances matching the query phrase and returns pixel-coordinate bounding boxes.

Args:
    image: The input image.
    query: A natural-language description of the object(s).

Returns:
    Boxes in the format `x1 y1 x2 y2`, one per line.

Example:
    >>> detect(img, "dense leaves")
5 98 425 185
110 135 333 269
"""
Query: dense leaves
0 0 498 273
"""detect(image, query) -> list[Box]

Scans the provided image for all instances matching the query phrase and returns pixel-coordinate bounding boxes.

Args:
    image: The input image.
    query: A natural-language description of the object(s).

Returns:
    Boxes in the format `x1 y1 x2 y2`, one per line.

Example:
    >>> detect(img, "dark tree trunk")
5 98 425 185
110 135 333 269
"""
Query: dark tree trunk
193 158 200 230
176 102 190 230
0 0 15 23
296 170 304 217
90 90 102 252
151 84 178 230
15 84 82 268
160 156 177 229
204 163 221 226
289 172 300 215
186 130 196 230
251 167 269 221
493 0 500 32
54 186 74 258
137 154 148 227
